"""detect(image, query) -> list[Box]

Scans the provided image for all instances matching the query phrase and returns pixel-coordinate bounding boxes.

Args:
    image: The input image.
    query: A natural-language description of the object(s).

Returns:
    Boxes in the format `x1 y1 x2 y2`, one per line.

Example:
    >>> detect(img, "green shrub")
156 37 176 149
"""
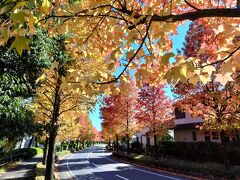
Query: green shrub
158 142 240 165
113 152 240 178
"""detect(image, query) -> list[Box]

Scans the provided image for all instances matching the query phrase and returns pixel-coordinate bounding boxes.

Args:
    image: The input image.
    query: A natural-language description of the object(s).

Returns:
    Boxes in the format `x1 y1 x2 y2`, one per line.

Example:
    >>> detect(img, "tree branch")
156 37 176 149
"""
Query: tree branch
184 0 201 11
199 46 240 68
97 17 153 84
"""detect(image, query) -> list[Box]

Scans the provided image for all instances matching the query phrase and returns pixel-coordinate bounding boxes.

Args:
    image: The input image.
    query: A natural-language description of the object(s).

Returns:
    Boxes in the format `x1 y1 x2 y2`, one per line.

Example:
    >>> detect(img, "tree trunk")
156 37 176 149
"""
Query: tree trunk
42 137 49 165
45 131 57 180
154 134 158 160
76 140 79 150
220 130 230 171
45 71 62 180
126 133 130 155
28 136 34 148
116 134 119 152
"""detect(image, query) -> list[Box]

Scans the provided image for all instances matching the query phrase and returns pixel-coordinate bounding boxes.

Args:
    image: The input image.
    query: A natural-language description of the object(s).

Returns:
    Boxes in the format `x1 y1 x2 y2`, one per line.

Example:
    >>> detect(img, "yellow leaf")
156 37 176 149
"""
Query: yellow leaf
10 36 30 56
199 74 210 85
2 27 10 42
160 52 174 68
28 13 37 33
41 0 51 14
220 62 236 75
36 73 46 84
202 65 216 75
189 76 200 85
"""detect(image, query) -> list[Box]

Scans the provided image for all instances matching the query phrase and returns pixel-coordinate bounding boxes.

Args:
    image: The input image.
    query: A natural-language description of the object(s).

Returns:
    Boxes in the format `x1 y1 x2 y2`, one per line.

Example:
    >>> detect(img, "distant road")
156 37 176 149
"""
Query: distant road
58 144 190 180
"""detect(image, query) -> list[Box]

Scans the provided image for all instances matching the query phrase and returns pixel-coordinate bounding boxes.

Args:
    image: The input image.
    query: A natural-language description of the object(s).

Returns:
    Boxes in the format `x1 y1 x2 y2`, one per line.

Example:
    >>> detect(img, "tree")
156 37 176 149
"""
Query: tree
101 94 123 152
135 83 173 160
174 20 240 136
101 79 138 154
0 30 53 150
1 0 239 86
173 21 240 169
34 34 110 178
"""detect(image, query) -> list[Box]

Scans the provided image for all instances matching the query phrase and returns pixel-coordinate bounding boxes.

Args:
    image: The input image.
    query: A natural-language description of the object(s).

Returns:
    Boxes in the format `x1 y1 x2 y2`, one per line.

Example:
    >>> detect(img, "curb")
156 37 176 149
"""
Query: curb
112 153 207 180
54 153 73 180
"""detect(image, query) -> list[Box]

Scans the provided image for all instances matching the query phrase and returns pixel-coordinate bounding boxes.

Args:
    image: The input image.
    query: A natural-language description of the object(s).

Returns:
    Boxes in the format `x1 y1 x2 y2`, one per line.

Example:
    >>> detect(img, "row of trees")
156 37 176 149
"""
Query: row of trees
0 31 103 179
101 80 173 159
0 0 240 179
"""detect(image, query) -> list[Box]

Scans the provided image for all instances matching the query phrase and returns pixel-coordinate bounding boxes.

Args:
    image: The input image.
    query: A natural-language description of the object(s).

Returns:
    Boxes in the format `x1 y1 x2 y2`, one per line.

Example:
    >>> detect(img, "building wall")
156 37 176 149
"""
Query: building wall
174 112 203 125
174 129 222 143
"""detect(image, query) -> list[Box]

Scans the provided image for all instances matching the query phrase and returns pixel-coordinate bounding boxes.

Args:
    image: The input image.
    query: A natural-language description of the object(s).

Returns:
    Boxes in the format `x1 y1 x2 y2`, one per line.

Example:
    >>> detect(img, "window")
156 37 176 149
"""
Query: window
212 132 219 140
192 131 197 141
175 108 186 119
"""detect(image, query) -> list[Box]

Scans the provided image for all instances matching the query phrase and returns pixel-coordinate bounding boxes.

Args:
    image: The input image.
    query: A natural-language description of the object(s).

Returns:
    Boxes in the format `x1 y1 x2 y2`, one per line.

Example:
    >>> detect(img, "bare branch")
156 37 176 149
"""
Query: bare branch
37 101 53 113
184 0 201 11
43 92 54 105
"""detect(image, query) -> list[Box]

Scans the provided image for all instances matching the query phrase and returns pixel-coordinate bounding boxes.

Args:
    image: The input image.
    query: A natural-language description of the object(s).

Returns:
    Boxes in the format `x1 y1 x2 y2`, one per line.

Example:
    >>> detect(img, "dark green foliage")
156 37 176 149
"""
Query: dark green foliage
0 30 54 147
0 147 43 165
113 152 240 179
158 142 240 165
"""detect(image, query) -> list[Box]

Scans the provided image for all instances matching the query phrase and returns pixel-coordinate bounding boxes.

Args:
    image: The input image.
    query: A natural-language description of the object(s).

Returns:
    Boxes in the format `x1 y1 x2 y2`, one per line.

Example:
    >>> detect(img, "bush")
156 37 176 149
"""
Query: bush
113 151 240 179
131 141 144 154
158 142 240 165
0 148 43 165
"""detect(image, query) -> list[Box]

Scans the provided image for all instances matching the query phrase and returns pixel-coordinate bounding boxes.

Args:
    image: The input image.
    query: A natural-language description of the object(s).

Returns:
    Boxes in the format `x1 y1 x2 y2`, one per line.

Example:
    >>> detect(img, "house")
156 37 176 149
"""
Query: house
134 127 155 148
174 108 240 143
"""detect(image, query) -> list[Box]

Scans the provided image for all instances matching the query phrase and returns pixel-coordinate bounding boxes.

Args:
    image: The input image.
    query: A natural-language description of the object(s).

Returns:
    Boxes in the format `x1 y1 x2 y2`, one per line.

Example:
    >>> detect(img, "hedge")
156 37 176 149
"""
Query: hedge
0 147 43 166
158 142 240 165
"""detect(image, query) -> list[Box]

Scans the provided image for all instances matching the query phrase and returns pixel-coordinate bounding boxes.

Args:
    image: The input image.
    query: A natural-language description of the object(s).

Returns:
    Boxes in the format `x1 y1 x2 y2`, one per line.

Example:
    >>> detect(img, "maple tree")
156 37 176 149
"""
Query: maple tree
135 83 173 159
0 0 240 86
101 79 138 154
34 35 106 178
101 94 123 152
174 20 240 135
173 21 240 169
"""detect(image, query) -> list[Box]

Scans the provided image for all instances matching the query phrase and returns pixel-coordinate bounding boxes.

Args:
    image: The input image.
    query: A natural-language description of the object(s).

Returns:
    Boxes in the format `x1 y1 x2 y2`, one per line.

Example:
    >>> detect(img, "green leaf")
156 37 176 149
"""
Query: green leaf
10 36 31 55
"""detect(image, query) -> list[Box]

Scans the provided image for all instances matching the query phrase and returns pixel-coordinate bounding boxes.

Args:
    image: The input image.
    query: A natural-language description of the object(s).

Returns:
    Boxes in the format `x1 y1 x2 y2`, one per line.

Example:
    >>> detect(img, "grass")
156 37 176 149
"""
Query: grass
31 147 43 156
56 150 71 158
0 162 18 176
0 147 43 177
35 163 46 180
113 151 240 179
35 150 71 180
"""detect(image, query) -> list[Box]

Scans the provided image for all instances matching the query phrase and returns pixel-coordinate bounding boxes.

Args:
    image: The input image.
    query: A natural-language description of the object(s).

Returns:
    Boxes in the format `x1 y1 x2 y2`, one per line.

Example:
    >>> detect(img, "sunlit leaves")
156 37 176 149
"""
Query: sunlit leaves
10 36 31 56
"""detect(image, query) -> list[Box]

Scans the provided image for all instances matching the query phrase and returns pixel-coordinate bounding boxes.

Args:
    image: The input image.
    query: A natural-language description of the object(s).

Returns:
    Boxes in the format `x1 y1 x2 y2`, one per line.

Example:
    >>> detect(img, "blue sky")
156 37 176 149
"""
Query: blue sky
89 21 191 131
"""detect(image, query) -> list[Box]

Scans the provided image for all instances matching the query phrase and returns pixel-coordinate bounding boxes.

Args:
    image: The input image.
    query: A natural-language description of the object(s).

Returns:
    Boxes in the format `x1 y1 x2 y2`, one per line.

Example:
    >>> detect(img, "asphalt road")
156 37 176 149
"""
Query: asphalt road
58 144 191 180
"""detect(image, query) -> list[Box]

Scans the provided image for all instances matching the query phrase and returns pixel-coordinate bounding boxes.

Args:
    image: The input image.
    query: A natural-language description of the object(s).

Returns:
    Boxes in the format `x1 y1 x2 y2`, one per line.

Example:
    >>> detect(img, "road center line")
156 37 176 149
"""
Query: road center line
116 174 129 180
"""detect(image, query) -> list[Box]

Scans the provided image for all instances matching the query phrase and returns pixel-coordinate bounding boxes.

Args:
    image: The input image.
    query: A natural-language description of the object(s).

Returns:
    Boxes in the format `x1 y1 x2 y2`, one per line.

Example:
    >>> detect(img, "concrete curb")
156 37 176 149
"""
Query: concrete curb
112 153 206 180
54 153 72 180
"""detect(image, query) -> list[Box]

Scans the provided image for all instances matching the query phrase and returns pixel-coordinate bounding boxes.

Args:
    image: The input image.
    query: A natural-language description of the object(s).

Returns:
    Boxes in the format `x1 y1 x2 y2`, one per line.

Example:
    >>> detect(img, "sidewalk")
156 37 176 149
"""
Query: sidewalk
0 156 42 180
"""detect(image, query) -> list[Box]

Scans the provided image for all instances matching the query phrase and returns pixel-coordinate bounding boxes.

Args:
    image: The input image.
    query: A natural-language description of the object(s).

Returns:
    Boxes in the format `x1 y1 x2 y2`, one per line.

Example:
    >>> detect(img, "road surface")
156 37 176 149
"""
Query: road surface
58 144 191 180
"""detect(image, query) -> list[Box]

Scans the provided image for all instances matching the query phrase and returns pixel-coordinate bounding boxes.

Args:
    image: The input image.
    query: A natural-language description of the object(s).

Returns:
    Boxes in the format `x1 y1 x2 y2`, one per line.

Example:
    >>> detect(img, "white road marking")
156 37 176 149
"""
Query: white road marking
103 152 181 180
66 154 76 178
91 162 99 168
116 174 129 180
103 155 118 163
133 168 181 180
